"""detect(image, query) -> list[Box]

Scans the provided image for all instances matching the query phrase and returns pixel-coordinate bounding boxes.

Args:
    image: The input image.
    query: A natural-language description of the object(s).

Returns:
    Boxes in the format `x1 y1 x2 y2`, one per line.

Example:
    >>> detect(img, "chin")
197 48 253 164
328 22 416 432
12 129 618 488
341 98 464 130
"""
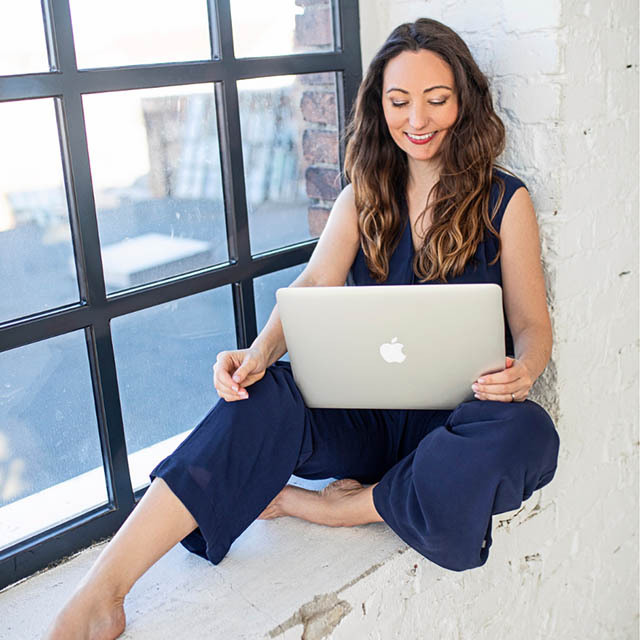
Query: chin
395 136 445 162
407 146 442 162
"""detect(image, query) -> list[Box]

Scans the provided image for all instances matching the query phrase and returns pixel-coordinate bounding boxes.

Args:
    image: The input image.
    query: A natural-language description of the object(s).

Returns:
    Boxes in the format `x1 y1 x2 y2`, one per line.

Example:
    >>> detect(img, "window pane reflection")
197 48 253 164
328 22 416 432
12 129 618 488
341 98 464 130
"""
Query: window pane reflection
0 1 49 76
69 0 212 68
111 287 235 491
231 0 335 58
238 73 340 255
254 263 307 363
83 85 227 293
0 332 107 551
0 99 79 323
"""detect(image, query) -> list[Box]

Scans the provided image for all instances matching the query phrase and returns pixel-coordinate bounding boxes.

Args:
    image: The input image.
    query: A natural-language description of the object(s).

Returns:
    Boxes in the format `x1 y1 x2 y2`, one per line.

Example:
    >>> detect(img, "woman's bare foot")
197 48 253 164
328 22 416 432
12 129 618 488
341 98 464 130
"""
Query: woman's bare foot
258 479 383 527
44 581 126 640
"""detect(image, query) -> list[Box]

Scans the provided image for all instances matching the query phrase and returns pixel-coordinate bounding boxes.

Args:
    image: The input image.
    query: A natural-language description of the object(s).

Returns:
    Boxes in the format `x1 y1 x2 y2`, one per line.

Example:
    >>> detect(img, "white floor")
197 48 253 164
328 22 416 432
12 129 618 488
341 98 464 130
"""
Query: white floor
0 477 406 640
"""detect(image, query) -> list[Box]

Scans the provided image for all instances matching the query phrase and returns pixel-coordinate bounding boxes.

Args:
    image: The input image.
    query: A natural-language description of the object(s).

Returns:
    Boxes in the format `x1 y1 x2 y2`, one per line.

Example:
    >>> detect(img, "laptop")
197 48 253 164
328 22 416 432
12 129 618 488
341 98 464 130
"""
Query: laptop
276 283 506 410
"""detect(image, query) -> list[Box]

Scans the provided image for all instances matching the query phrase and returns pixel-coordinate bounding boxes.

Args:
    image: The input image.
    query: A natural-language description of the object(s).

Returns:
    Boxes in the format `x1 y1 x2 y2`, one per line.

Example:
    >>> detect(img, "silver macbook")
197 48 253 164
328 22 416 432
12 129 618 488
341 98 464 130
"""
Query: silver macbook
276 283 506 410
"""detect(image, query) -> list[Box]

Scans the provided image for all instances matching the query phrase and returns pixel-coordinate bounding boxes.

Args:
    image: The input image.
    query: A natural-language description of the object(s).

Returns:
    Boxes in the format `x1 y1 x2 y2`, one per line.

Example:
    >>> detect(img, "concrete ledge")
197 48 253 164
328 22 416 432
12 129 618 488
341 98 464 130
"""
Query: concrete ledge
0 476 535 640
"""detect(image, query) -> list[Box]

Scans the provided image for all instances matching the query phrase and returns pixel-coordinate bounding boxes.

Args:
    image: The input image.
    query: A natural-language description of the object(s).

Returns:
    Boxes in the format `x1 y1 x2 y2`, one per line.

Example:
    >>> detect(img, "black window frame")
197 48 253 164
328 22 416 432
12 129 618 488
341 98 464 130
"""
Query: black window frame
0 0 362 589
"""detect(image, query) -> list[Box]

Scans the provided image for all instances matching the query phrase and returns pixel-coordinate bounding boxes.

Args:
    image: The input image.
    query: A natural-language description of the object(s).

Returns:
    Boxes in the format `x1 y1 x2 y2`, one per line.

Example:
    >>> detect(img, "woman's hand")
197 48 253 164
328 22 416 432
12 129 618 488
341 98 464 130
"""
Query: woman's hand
213 346 268 402
471 356 533 402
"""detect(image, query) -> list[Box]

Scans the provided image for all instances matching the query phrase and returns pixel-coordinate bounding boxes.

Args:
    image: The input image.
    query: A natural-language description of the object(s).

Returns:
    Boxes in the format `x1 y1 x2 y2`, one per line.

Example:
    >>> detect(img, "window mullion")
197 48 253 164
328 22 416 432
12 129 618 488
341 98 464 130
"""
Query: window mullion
48 0 135 513
216 0 255 347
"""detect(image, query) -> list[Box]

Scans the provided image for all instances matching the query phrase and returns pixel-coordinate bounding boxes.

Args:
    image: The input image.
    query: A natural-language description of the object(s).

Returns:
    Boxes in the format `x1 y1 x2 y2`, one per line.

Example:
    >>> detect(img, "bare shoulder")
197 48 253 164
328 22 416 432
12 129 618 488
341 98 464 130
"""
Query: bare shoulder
321 183 359 240
332 183 357 218
302 183 361 287
500 186 538 237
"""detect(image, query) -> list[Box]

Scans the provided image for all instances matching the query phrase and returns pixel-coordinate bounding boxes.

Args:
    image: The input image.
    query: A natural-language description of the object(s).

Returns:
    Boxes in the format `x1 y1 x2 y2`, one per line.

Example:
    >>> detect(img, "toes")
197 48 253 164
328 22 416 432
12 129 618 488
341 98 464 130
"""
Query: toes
320 478 363 497
332 478 363 490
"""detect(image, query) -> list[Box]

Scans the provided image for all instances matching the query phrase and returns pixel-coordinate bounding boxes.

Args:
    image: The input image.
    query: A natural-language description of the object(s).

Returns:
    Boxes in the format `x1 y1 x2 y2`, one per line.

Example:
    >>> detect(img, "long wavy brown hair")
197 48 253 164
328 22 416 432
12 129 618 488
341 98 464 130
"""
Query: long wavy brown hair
343 18 507 283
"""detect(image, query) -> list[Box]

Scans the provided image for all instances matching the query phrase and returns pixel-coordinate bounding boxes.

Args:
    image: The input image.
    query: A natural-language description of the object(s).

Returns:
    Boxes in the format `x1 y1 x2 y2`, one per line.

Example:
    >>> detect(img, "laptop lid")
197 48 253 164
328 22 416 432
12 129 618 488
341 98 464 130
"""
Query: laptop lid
276 283 506 410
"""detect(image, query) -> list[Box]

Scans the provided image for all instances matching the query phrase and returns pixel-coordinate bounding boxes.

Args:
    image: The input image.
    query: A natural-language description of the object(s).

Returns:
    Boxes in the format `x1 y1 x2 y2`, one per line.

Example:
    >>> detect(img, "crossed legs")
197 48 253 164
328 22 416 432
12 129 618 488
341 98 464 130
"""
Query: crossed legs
44 475 381 640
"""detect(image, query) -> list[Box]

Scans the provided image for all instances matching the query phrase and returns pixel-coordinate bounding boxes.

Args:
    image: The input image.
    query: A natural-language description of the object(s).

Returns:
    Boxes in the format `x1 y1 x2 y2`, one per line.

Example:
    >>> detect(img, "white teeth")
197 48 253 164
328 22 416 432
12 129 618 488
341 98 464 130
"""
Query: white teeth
406 131 436 140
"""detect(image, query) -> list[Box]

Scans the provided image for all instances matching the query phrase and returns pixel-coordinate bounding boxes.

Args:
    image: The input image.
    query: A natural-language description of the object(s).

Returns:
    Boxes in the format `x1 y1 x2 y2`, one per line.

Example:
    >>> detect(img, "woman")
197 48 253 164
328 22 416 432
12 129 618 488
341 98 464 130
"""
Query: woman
47 18 560 640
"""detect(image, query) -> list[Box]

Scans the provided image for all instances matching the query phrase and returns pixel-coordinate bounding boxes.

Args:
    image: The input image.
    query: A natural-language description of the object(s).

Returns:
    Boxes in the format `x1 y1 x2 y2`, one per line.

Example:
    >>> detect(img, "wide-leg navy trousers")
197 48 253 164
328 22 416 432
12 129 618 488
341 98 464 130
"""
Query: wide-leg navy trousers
150 360 560 572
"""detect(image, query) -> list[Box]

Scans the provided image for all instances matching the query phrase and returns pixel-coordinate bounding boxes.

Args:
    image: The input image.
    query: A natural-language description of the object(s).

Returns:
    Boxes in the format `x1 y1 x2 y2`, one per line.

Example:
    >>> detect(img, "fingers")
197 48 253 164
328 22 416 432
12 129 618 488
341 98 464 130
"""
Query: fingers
474 358 531 402
231 358 255 387
213 364 248 401
473 377 529 402
472 379 521 395
473 389 528 403
476 368 520 386
213 352 249 402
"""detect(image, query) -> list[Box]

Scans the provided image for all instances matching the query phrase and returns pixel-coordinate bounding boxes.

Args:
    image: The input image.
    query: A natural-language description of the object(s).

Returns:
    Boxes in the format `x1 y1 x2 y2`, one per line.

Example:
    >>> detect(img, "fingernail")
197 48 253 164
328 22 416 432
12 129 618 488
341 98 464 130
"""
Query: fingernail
232 385 238 392
472 384 479 391
474 393 481 399
478 378 485 383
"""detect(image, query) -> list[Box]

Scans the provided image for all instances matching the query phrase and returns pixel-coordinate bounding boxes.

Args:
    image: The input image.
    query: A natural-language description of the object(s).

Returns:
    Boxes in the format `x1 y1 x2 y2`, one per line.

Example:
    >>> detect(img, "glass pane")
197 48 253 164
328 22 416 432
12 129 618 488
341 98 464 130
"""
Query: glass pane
111 287 235 490
231 0 335 58
238 73 340 255
0 332 108 550
0 99 79 323
0 1 49 76
254 263 307 363
83 85 227 294
69 0 212 68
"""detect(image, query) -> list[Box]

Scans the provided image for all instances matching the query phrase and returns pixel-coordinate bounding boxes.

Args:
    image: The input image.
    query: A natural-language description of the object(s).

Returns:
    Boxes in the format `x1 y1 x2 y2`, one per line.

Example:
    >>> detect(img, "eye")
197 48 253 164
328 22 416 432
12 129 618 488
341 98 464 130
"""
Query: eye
391 101 407 108
428 98 448 106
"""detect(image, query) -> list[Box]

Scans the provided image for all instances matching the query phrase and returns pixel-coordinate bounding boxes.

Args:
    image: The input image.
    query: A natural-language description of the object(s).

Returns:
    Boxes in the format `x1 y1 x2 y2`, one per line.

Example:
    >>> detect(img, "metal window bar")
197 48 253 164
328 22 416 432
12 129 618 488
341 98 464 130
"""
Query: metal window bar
0 0 362 589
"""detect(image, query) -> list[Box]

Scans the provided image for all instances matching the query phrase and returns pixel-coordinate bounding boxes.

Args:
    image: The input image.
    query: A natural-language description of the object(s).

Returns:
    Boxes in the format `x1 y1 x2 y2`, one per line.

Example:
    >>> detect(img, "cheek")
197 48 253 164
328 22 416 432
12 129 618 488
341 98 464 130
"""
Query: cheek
442 104 459 128
382 106 404 133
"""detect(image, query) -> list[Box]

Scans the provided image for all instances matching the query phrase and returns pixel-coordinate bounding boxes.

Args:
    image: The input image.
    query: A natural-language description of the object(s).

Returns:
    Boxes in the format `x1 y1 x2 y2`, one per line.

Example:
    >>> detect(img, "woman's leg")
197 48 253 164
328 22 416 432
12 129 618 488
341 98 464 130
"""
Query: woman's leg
44 361 407 638
45 477 197 640
258 477 384 527
44 361 313 638
371 399 560 572
258 402 442 529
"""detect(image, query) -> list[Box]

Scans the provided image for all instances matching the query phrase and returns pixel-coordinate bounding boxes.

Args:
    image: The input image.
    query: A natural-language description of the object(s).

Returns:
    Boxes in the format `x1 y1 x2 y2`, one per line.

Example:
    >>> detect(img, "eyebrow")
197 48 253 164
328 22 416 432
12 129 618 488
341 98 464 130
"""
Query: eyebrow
385 85 452 94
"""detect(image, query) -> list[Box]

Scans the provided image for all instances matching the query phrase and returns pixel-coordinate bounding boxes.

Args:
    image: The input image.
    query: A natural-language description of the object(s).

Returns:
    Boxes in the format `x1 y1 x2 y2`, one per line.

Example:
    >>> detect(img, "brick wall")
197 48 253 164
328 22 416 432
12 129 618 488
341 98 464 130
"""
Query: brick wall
295 0 341 236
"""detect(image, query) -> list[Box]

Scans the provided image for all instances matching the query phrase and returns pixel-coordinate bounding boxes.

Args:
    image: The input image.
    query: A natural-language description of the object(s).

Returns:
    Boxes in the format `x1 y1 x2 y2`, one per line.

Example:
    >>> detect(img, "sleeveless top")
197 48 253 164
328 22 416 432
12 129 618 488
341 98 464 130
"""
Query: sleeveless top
347 168 527 357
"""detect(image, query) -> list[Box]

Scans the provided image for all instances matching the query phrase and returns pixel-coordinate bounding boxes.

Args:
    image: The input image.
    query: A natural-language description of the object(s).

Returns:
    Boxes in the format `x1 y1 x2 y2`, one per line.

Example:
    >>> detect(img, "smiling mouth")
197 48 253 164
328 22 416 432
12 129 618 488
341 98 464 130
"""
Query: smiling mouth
404 131 437 145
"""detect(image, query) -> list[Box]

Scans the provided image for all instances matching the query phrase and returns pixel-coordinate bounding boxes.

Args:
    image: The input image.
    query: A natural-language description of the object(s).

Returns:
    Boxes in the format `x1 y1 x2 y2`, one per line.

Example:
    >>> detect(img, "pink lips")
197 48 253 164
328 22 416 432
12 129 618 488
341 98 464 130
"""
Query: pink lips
404 131 437 145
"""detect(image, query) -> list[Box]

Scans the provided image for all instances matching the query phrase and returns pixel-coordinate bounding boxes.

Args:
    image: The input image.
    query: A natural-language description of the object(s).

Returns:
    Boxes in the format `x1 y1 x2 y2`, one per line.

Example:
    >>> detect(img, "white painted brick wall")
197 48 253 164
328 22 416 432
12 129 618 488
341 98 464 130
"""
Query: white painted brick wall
346 1 639 638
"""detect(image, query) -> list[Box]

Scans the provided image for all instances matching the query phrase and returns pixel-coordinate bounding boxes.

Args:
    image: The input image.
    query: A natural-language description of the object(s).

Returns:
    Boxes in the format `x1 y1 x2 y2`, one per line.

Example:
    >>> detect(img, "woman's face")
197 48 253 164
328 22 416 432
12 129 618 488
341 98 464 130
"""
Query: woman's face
381 49 459 163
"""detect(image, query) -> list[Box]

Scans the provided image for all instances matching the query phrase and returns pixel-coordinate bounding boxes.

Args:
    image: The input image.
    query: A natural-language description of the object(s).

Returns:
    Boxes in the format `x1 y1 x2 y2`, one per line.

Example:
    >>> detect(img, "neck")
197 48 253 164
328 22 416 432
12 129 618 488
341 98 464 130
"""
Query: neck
407 155 441 201
407 157 440 208
407 155 441 187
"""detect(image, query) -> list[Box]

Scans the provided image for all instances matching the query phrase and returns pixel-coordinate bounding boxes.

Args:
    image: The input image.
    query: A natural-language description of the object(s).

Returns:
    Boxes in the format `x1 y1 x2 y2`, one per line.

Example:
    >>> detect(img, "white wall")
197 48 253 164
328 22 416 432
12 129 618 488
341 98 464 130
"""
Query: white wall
345 1 639 637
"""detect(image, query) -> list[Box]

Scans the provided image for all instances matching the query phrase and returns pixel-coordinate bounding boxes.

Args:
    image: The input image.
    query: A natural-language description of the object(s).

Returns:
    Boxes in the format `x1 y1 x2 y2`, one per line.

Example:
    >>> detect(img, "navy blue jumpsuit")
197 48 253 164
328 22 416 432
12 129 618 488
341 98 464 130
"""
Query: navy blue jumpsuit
150 169 560 572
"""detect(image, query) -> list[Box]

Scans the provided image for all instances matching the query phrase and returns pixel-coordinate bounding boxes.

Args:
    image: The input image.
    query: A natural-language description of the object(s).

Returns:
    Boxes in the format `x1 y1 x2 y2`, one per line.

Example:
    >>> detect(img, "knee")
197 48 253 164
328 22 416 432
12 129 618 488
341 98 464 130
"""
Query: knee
515 400 558 448
207 363 306 437
495 400 559 468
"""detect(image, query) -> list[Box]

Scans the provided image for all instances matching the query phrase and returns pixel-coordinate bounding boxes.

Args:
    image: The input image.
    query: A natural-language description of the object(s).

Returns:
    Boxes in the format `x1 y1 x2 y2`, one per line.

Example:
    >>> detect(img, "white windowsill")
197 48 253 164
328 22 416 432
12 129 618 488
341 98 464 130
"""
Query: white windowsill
1 473 535 640
0 430 191 551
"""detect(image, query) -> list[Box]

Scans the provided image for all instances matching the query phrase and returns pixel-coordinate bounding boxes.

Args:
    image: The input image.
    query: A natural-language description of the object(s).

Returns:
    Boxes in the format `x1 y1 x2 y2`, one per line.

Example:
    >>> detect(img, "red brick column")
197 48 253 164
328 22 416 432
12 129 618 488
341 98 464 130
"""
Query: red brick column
295 0 340 237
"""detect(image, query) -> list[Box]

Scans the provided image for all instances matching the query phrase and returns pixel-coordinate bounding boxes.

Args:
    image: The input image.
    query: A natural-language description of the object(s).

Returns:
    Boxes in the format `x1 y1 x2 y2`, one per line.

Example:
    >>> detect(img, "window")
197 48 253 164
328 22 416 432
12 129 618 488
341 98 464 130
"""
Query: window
0 0 361 588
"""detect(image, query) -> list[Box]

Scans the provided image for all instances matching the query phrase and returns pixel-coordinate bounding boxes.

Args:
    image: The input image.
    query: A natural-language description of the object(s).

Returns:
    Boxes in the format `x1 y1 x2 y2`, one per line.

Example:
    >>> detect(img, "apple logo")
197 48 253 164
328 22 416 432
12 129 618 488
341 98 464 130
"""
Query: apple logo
379 337 406 364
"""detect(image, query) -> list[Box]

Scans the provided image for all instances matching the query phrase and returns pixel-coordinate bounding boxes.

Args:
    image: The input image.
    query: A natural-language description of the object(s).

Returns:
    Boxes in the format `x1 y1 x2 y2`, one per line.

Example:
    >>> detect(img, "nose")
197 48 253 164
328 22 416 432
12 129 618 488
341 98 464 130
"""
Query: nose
408 101 429 131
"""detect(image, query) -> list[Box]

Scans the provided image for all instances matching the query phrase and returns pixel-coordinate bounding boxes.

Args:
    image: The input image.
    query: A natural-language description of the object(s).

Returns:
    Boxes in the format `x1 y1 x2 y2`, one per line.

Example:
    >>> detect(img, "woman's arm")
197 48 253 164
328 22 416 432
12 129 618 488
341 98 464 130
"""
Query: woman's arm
216 185 360 401
250 184 361 368
472 186 552 401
